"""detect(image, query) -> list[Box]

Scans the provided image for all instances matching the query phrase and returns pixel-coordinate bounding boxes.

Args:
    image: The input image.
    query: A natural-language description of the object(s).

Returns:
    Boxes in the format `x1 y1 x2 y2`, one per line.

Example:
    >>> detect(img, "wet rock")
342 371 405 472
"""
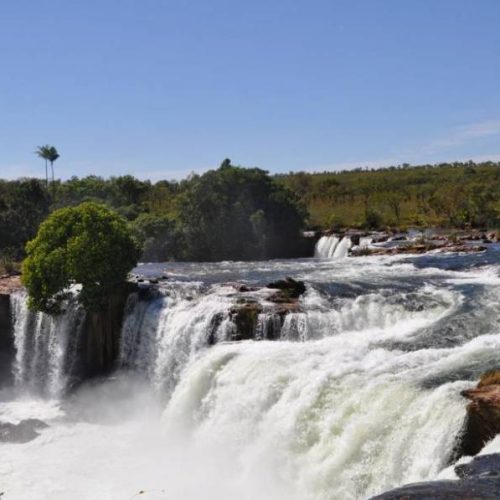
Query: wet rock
351 242 486 257
457 371 500 457
372 454 500 499
455 454 500 480
371 478 500 499
267 277 306 299
74 282 138 382
349 233 361 246
372 233 390 243
230 301 262 340
0 419 48 443
0 294 15 387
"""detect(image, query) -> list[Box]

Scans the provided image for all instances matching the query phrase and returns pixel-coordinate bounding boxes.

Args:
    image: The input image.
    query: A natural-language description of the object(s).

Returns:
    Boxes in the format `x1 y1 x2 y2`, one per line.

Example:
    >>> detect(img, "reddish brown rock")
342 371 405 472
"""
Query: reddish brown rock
0 275 22 296
457 371 500 457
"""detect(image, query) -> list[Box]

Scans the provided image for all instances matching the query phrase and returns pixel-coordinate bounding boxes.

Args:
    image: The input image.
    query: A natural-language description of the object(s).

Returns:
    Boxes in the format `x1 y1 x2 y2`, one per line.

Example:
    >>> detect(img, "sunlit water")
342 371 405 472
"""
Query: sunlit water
1 247 500 499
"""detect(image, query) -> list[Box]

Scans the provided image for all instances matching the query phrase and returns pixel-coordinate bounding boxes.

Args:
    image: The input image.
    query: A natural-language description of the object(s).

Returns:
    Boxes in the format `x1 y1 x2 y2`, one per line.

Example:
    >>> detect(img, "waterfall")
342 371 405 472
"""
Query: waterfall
117 281 459 389
314 235 339 258
1 254 498 500
10 292 85 397
314 235 352 259
332 236 353 258
119 283 237 395
359 236 372 247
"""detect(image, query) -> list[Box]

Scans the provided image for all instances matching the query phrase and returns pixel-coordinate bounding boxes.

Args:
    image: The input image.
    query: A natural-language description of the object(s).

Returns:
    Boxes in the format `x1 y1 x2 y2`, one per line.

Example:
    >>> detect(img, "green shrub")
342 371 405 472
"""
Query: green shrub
22 202 140 313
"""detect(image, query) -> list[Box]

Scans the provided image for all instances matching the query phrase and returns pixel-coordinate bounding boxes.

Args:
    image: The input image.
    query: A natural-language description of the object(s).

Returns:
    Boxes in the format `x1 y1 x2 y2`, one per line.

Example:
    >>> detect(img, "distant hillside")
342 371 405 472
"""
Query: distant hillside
276 161 500 230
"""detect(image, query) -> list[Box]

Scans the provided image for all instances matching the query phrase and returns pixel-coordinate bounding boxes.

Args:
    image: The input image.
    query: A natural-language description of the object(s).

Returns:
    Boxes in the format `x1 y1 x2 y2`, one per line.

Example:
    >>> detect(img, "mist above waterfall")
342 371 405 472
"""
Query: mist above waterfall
2 249 500 499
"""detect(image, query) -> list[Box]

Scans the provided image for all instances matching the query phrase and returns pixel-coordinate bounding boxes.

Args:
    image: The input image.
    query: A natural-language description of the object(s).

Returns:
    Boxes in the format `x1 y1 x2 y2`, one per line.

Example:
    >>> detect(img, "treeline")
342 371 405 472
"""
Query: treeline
2 159 500 264
0 160 307 263
277 160 500 230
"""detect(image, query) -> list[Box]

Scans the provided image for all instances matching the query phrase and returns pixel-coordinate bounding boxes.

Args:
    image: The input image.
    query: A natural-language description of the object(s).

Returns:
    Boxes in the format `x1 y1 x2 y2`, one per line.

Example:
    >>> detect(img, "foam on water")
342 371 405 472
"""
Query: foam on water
1 252 500 499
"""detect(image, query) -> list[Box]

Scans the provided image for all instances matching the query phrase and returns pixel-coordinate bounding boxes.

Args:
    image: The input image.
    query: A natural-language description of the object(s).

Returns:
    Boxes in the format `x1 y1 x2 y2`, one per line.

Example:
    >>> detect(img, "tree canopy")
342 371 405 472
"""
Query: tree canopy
175 161 306 261
3 159 500 266
22 202 140 313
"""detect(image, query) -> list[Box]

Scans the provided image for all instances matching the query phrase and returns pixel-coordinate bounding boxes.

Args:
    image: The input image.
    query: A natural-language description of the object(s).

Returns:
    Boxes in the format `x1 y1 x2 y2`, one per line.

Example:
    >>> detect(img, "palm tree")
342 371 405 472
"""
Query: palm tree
35 145 60 190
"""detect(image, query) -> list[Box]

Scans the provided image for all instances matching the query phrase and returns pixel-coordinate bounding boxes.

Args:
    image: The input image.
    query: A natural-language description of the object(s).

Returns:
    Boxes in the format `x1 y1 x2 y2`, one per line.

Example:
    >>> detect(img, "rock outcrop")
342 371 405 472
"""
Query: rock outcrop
0 419 48 443
227 278 306 340
371 453 500 499
456 371 500 458
0 276 20 387
74 282 137 381
351 242 486 257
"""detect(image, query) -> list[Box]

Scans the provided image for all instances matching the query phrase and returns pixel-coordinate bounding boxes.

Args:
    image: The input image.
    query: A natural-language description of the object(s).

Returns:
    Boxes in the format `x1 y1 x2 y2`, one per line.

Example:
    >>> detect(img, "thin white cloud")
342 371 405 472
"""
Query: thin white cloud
0 164 42 179
423 120 500 154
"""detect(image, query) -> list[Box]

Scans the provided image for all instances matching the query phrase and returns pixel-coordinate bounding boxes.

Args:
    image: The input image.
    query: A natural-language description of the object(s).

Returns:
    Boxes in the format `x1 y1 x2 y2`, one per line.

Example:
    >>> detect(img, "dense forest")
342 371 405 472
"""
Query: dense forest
0 160 307 264
1 159 500 265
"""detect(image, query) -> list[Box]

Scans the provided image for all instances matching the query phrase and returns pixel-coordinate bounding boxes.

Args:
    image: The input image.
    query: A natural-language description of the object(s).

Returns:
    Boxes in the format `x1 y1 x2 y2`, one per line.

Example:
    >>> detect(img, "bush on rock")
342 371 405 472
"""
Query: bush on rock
22 202 140 313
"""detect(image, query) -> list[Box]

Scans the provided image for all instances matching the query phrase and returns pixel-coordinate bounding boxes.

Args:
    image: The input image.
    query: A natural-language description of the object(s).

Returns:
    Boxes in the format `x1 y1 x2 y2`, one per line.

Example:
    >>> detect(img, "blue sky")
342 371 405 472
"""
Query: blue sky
2 0 500 181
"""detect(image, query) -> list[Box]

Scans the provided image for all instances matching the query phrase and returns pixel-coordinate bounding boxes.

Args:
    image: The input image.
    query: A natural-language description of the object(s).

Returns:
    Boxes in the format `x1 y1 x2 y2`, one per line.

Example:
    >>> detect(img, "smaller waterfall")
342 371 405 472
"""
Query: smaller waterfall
119 283 236 395
314 235 340 258
359 236 373 248
10 292 85 398
332 236 353 258
315 235 352 259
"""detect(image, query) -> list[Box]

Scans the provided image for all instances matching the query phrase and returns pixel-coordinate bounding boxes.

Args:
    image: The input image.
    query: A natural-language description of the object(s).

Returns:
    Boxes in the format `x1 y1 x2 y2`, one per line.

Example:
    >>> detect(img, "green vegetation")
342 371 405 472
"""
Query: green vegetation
175 161 306 260
277 161 500 230
22 202 140 313
2 160 500 268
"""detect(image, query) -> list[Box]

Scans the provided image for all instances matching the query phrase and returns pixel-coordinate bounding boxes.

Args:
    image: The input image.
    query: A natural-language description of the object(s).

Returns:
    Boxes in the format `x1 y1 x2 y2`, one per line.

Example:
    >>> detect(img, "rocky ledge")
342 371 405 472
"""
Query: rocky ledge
214 277 307 341
0 275 22 296
371 453 500 499
0 418 48 443
456 371 500 458
351 241 487 257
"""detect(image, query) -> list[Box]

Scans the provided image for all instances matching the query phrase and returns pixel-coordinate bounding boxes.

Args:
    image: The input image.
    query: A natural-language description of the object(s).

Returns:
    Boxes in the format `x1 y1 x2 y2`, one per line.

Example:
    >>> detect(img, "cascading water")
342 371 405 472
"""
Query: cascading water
9 291 85 398
315 235 340 258
2 251 500 499
119 282 237 395
315 235 352 259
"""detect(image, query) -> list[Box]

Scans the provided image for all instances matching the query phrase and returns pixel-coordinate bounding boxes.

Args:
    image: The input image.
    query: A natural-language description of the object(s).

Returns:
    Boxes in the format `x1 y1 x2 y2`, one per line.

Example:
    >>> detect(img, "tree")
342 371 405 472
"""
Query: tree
22 202 140 313
177 161 306 260
131 213 179 261
35 145 60 190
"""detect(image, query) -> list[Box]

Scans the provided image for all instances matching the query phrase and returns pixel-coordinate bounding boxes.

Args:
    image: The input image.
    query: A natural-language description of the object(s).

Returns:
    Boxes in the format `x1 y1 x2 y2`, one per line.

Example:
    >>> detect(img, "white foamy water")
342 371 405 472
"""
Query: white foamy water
10 292 85 398
1 250 500 499
315 235 340 258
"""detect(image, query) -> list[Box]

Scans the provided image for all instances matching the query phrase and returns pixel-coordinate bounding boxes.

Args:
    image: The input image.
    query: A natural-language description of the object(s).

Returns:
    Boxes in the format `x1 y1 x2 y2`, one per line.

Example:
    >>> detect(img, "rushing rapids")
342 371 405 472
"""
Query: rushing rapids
1 247 500 499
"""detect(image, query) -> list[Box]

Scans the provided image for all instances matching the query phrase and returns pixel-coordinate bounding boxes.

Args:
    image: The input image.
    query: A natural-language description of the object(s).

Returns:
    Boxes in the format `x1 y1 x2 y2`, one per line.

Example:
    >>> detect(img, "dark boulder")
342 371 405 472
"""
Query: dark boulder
267 277 306 299
455 454 500 480
230 301 262 340
0 418 48 443
0 293 15 388
73 282 138 382
371 454 500 499
371 478 500 499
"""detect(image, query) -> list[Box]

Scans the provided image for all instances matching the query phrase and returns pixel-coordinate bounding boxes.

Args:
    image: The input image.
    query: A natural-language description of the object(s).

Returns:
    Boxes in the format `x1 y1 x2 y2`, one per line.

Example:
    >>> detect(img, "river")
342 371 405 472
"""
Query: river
1 247 500 499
